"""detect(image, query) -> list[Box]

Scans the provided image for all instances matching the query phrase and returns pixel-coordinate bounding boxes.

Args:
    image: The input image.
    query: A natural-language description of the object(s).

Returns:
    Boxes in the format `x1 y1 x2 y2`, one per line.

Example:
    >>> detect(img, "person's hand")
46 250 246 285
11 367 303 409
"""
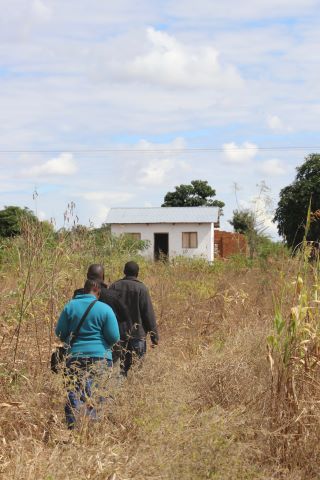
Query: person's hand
150 340 158 348
150 333 158 348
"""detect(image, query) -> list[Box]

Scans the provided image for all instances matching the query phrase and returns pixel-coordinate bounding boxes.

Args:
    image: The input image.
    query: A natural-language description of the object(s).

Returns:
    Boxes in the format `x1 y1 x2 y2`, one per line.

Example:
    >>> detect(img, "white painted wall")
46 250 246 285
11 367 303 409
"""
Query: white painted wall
111 223 214 261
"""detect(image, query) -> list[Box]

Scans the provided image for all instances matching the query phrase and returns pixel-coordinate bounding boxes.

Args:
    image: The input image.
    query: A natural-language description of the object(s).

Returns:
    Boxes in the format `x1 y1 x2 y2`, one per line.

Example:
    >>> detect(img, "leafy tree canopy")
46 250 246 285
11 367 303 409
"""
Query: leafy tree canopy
274 154 320 248
229 209 255 234
0 206 38 237
162 180 225 209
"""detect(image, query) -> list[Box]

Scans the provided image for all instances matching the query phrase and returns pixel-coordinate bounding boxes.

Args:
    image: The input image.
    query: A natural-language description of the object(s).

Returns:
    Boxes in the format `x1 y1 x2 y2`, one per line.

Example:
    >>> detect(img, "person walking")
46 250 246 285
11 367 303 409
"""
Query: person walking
74 264 132 364
55 279 120 429
109 261 159 376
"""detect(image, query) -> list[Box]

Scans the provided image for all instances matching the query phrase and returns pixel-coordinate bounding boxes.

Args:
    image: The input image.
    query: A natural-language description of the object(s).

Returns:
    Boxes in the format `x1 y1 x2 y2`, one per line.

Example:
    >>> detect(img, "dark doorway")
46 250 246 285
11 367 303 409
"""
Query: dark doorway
154 233 169 260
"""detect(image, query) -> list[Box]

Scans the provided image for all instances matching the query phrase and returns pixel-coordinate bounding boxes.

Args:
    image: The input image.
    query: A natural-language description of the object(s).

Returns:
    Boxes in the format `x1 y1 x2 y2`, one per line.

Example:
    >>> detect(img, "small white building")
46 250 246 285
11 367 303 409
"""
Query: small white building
106 207 220 261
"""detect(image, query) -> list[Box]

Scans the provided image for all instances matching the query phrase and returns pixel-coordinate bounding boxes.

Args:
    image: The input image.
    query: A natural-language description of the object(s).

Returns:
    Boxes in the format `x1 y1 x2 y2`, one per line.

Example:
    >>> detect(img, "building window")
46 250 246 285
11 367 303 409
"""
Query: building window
182 232 198 248
125 233 141 241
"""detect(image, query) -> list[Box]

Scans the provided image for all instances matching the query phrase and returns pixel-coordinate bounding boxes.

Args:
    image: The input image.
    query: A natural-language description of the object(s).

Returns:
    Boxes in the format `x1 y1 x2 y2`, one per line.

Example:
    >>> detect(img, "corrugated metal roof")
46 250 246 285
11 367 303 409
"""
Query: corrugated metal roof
106 207 220 224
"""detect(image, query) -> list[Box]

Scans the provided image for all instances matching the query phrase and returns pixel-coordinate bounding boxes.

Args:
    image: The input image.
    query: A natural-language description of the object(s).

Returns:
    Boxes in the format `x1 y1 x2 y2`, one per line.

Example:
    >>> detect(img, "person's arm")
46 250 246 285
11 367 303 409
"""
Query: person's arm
140 288 159 345
55 306 70 343
102 306 120 347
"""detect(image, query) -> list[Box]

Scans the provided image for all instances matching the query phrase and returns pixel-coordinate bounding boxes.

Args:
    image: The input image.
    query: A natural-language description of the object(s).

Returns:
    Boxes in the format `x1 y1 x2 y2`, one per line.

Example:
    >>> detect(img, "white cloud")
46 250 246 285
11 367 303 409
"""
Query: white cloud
177 160 192 172
134 136 187 152
138 158 174 186
81 191 133 203
79 192 135 225
22 153 77 177
89 206 110 226
125 27 242 89
66 191 136 226
223 141 258 164
234 187 277 237
32 0 52 21
259 159 286 176
267 115 292 132
124 137 191 187
37 210 47 220
168 0 317 21
253 196 277 237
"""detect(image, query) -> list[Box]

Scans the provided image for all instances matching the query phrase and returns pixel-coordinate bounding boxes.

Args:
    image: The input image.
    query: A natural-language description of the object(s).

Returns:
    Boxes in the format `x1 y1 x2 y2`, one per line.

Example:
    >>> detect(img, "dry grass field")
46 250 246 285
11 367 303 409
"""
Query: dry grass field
1 223 320 479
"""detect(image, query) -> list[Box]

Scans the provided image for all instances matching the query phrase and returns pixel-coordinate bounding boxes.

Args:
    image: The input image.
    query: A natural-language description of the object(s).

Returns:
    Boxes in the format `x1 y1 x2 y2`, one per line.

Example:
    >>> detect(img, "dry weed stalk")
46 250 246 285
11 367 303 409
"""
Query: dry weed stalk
0 217 318 479
267 209 320 474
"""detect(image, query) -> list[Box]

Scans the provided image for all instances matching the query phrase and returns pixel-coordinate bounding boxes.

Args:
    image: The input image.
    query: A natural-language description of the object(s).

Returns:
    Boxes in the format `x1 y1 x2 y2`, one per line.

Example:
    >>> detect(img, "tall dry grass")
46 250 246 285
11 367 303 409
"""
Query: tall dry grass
0 222 320 479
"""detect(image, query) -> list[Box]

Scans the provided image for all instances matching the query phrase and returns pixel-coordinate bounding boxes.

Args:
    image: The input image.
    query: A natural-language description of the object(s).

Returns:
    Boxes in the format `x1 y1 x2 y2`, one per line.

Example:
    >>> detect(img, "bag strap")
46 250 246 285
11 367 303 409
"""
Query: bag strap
69 299 98 346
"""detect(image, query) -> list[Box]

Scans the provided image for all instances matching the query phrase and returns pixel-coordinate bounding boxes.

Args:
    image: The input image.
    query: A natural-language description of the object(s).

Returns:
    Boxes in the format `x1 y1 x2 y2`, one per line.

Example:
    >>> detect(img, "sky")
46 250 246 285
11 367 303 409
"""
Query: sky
0 0 320 236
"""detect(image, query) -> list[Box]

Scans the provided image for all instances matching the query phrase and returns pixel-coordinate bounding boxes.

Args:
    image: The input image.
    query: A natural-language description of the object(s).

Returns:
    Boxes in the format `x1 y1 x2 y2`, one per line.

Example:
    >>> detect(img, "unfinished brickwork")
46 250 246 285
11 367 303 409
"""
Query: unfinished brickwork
214 230 247 258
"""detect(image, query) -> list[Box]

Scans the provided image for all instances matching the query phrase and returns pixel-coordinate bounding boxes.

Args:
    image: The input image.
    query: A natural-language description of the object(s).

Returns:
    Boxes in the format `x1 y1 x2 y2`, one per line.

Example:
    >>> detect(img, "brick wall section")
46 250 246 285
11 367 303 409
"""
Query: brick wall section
214 230 247 258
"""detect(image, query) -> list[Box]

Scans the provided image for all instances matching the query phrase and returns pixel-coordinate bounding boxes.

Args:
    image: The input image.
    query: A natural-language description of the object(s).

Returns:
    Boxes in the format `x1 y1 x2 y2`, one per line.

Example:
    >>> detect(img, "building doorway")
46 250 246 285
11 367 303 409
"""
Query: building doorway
154 233 169 260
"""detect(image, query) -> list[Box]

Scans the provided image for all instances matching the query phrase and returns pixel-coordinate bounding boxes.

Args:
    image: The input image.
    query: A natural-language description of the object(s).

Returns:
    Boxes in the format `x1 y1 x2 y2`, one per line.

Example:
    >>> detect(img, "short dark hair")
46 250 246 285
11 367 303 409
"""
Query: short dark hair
87 264 104 282
124 261 139 277
84 279 101 294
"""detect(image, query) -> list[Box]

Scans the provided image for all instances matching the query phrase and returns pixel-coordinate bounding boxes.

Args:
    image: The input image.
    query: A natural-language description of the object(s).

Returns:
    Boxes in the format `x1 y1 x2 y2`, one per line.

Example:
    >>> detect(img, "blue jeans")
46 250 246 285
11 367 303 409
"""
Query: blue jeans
121 338 146 376
64 357 112 429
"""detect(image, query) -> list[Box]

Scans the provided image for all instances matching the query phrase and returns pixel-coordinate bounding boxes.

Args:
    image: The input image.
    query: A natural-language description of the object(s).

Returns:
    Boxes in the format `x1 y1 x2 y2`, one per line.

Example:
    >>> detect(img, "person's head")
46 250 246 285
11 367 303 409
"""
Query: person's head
124 261 139 278
87 264 104 282
83 279 101 298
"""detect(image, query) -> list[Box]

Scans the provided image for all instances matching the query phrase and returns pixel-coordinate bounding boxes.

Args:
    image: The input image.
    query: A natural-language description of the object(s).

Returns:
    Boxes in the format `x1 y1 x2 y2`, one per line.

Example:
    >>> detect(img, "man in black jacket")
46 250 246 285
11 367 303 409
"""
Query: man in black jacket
109 261 159 376
74 264 131 363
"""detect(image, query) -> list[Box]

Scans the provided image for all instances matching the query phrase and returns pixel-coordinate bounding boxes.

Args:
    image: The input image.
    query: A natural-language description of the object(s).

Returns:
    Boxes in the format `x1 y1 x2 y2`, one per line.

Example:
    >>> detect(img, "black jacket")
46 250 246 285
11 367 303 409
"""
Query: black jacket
73 283 132 342
109 276 159 344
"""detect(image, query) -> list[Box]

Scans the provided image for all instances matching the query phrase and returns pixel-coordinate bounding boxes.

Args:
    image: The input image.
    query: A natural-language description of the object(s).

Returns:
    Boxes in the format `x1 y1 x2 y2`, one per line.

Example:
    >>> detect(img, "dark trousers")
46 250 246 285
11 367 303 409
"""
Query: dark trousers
121 338 146 376
64 357 112 429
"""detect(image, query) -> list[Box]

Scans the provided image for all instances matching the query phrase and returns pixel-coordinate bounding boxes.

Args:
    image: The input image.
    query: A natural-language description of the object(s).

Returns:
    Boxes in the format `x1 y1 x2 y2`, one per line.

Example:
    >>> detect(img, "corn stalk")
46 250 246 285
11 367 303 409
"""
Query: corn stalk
267 201 320 465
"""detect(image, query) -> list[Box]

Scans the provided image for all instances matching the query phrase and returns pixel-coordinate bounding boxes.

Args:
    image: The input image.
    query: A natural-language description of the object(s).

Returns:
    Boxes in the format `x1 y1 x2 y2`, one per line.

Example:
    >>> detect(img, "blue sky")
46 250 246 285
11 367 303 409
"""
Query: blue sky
0 0 319 236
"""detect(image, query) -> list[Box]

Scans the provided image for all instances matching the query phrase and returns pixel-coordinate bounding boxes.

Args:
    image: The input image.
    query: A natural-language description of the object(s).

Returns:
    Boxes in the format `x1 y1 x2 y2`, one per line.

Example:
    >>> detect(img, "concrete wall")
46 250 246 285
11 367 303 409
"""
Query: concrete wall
111 223 214 261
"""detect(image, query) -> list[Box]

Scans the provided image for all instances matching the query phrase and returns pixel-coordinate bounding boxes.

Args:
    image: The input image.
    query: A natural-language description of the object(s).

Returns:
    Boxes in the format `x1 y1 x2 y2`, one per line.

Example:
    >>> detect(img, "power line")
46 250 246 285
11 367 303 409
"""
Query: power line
0 146 319 154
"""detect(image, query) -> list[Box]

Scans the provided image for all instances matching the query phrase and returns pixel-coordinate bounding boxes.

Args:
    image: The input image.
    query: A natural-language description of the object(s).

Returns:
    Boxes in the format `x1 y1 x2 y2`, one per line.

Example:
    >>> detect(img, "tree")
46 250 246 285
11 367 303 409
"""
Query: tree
0 206 38 237
274 154 320 248
229 209 255 234
162 180 225 209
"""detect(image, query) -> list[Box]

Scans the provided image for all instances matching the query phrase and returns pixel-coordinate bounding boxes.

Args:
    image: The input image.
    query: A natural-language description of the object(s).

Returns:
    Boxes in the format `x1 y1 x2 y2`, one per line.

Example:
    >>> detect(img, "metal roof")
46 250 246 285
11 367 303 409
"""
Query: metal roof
106 207 220 224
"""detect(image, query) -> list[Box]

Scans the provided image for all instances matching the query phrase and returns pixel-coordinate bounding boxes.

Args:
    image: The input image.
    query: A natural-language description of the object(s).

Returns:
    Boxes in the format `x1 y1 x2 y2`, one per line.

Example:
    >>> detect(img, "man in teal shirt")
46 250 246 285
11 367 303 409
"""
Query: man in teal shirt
55 279 120 429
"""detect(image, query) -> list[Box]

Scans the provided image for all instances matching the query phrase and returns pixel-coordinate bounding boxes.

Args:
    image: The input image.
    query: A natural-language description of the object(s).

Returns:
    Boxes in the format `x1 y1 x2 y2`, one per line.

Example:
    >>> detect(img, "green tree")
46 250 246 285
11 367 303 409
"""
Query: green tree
0 206 38 237
229 208 259 259
229 209 255 234
162 180 225 209
274 154 320 248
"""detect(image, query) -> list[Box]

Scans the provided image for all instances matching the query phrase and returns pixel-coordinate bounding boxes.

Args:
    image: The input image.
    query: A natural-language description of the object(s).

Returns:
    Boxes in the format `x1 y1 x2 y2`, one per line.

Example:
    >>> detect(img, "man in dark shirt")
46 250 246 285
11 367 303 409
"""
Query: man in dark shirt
74 264 131 363
109 261 159 376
